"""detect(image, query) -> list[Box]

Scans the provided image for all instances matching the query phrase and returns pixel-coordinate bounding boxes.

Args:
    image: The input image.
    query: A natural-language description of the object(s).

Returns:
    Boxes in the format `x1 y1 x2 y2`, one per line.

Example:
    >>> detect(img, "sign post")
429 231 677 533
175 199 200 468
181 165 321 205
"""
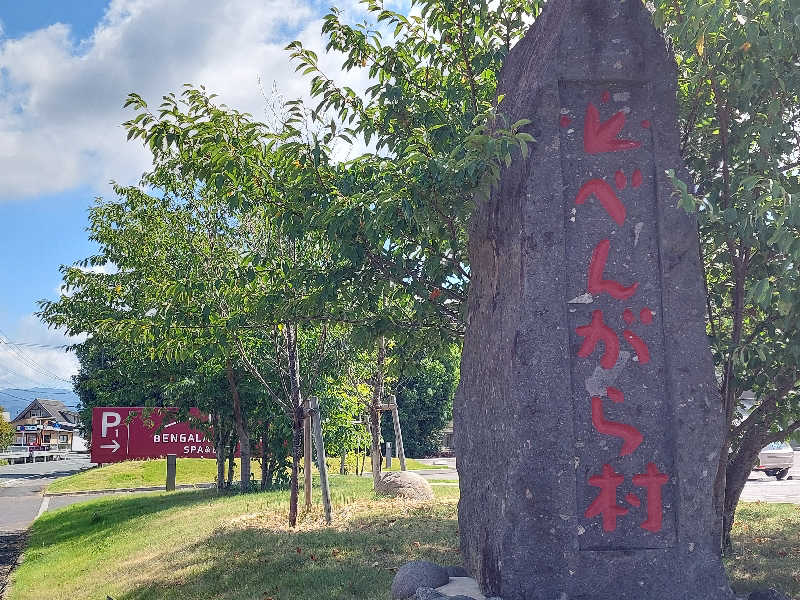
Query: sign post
455 1 734 599
166 454 176 491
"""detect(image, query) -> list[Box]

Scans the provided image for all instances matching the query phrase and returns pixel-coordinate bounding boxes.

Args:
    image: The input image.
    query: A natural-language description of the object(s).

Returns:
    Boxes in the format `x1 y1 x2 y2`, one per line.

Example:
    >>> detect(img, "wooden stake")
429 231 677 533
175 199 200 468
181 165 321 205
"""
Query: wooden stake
304 393 312 509
390 396 407 471
309 396 332 524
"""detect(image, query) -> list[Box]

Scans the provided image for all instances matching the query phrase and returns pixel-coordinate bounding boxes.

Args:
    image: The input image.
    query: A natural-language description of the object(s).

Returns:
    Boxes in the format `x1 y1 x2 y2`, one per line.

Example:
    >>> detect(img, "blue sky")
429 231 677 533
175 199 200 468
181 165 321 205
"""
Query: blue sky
0 0 381 390
0 1 109 40
0 2 110 392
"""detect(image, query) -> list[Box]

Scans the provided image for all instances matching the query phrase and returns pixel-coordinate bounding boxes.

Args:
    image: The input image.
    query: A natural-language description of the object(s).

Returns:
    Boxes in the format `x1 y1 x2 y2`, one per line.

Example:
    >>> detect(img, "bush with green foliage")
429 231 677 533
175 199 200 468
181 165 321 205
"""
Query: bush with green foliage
382 346 459 457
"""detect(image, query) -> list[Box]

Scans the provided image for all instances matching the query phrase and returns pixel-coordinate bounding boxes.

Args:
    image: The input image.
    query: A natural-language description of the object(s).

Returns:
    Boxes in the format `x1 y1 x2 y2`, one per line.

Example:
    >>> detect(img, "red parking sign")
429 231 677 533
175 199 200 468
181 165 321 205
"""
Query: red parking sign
90 407 214 463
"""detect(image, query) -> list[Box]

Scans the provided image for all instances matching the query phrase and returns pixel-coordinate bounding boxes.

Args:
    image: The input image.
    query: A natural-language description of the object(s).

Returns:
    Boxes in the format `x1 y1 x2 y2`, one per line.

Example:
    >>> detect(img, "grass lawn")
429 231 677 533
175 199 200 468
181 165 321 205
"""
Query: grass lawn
12 477 796 600
11 475 459 600
724 501 800 597
46 458 232 493
47 457 439 494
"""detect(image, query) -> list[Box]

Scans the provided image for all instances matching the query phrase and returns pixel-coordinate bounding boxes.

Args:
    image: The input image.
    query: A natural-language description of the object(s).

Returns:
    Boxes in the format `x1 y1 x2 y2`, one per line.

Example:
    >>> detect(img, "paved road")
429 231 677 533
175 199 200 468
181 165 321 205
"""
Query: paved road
418 454 800 502
0 456 93 595
740 451 800 503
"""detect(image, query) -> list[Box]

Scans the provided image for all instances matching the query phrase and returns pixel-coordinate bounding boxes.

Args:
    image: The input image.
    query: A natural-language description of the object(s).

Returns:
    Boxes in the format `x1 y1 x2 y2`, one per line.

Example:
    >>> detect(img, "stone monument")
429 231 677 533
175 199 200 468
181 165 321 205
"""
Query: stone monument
454 1 735 598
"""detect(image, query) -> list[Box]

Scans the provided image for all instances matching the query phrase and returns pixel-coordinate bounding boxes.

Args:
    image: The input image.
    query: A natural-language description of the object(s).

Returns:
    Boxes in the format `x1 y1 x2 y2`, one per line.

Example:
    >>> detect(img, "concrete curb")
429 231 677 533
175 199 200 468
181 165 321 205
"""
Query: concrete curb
44 482 217 497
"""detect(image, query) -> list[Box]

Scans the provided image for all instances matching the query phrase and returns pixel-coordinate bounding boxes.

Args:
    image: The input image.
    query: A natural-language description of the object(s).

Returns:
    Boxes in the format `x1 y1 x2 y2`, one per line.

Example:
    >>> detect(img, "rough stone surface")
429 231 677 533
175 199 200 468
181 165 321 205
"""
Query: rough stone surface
446 566 470 578
377 471 435 501
748 589 791 600
391 561 449 599
414 588 446 600
437 577 487 599
454 0 734 599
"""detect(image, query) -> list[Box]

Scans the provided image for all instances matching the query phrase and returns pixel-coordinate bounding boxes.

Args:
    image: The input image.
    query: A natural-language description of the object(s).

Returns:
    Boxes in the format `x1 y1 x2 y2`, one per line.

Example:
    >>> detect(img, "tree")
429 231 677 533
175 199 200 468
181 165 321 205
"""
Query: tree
382 344 459 458
286 0 539 338
69 337 171 442
0 407 13 450
317 373 371 473
38 167 265 492
656 1 800 550
287 0 539 491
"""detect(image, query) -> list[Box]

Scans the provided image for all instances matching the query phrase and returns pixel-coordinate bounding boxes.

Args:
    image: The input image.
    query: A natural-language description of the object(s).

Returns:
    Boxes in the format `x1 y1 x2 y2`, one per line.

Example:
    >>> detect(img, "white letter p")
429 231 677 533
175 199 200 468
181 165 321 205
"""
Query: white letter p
101 412 121 438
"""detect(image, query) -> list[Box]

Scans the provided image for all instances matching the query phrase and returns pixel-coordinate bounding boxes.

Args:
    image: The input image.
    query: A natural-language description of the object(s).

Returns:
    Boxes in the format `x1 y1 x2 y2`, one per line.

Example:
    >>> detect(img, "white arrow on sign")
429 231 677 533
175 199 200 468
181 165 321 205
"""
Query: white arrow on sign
100 439 120 453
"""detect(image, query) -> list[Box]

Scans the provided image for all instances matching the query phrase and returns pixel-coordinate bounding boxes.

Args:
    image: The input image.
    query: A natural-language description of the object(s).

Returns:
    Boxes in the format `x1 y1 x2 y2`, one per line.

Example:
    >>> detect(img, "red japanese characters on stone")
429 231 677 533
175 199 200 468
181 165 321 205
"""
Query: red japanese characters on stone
624 329 651 364
591 393 643 457
588 239 639 300
632 463 670 533
607 386 624 403
625 492 641 507
614 170 627 190
584 103 642 154
574 179 627 226
620 307 654 364
576 310 619 369
585 464 628 532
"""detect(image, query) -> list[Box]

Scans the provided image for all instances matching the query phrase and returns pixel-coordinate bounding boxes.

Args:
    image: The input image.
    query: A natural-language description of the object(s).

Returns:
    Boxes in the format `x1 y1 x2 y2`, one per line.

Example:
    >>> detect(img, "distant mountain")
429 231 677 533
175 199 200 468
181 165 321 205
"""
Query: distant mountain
0 387 79 420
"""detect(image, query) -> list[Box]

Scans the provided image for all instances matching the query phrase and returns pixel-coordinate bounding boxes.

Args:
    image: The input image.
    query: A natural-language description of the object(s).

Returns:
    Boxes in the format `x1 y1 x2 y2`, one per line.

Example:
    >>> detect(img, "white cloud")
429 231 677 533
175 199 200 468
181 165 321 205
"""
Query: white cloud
0 0 374 201
0 315 83 389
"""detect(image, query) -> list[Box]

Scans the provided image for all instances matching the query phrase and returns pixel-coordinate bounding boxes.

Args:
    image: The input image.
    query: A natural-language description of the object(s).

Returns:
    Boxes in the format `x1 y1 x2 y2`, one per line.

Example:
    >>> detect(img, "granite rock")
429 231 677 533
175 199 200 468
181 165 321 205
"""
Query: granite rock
377 471 435 501
445 566 470 578
455 0 734 598
391 561 449 599
414 588 446 600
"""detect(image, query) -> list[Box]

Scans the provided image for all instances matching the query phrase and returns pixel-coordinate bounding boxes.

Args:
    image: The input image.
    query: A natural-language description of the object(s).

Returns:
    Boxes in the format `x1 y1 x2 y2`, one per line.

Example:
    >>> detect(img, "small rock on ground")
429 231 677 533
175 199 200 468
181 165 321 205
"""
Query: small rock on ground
415 588 446 600
378 471 435 501
391 560 449 599
445 566 470 578
436 576 487 599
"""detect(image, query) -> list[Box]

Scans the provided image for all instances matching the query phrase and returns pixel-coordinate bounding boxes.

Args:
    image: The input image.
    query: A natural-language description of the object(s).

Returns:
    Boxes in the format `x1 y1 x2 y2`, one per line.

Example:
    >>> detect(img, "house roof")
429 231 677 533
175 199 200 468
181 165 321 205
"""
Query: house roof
12 398 78 425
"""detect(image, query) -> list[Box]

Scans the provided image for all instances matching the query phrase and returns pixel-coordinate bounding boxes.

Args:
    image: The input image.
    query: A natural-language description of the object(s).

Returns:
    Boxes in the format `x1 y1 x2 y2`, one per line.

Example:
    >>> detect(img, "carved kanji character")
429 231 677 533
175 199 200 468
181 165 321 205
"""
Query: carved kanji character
632 462 669 533
574 179 626 226
584 102 642 154
576 310 619 369
591 394 643 457
585 464 628 532
587 239 639 300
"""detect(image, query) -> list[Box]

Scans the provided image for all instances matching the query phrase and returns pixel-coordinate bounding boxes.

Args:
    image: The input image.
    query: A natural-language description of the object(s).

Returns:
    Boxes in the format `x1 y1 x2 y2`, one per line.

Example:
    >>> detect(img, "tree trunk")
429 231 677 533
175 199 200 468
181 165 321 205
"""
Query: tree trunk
713 264 747 551
226 360 251 491
289 406 303 526
710 437 729 551
215 414 229 491
340 451 346 475
369 336 386 491
226 433 236 488
261 425 269 491
722 435 763 551
285 323 304 527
